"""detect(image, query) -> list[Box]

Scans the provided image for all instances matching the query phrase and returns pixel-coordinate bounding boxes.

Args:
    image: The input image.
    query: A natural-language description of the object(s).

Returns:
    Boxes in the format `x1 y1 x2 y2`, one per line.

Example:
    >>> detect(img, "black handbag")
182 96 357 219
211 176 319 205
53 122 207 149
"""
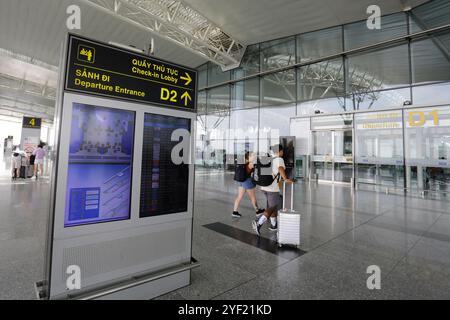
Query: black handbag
234 164 247 182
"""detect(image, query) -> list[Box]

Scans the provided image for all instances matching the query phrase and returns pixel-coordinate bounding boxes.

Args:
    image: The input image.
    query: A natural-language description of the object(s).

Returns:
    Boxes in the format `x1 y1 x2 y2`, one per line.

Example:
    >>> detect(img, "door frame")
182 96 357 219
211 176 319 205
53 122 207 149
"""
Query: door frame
310 128 354 186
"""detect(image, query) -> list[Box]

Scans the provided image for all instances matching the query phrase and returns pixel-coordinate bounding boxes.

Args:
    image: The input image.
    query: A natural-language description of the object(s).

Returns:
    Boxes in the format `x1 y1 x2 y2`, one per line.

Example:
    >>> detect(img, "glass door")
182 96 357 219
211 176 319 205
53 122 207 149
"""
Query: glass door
333 130 353 183
311 130 353 184
311 131 333 181
404 107 450 197
354 111 404 190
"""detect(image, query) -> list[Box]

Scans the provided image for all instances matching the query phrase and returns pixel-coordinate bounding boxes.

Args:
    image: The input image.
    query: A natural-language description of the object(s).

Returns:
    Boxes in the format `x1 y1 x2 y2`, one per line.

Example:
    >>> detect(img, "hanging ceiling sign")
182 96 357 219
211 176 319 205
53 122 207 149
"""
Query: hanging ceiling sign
65 35 197 111
22 117 42 129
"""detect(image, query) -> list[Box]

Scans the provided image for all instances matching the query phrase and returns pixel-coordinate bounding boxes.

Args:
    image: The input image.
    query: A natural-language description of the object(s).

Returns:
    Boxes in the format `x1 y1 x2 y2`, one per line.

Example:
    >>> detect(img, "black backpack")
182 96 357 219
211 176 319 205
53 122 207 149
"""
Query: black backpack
252 155 280 187
234 164 247 182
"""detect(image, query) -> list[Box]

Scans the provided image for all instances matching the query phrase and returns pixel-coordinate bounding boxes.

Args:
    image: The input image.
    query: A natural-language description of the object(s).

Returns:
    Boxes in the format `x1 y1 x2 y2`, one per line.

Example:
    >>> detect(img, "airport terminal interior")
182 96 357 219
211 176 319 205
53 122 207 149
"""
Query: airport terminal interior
0 0 450 300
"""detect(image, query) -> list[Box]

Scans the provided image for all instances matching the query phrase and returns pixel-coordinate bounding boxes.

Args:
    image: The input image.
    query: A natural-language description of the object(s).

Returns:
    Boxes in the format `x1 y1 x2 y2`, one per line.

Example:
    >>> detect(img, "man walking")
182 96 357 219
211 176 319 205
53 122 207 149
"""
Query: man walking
252 144 293 235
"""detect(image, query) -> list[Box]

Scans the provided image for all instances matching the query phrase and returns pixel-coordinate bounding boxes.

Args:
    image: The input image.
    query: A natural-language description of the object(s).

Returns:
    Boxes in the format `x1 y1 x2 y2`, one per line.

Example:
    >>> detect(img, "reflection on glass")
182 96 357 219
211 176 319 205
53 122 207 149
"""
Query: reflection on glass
411 0 450 30
230 109 259 134
354 111 404 188
311 114 353 130
412 37 450 84
262 70 296 107
233 44 260 79
260 37 296 72
313 131 332 156
344 13 407 50
297 59 345 102
204 139 228 169
196 115 206 140
347 87 411 111
195 115 206 166
379 165 404 188
334 130 353 183
208 63 230 86
334 163 353 183
297 97 346 115
313 162 333 181
207 85 230 114
231 78 259 109
404 106 450 193
206 113 229 136
334 131 352 157
260 105 296 137
347 45 410 92
412 82 450 106
198 91 206 115
297 26 342 63
356 164 377 184
198 63 207 89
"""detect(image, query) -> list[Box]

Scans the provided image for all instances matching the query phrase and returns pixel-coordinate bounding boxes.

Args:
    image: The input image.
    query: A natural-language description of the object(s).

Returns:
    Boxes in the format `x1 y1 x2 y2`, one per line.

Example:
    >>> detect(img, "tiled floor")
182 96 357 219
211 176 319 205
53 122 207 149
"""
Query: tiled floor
159 170 450 300
0 175 50 300
0 166 449 299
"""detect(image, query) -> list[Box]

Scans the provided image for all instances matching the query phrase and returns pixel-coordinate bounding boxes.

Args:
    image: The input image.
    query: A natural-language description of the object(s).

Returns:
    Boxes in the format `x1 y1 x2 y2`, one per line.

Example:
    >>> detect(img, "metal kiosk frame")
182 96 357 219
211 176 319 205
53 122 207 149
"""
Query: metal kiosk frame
36 34 199 300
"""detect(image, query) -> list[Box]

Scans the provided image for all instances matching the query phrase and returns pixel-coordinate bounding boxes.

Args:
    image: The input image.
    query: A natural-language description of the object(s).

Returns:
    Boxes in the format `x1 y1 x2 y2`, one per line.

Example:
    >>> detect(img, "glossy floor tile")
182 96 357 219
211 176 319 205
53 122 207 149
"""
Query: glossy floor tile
1 167 450 300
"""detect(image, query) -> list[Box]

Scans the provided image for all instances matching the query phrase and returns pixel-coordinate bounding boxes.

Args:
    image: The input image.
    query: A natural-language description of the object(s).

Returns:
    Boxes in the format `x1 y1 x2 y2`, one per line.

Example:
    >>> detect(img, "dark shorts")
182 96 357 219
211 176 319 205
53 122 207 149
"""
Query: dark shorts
239 177 256 190
263 191 282 212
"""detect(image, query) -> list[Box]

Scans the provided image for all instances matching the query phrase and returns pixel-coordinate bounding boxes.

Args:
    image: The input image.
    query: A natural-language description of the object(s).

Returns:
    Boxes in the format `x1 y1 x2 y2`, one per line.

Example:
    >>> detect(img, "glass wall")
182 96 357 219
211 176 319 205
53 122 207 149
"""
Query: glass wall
260 37 295 72
261 70 296 107
355 111 404 188
196 0 450 171
231 78 259 110
344 13 408 50
233 44 260 78
297 26 342 62
405 105 450 195
297 58 345 104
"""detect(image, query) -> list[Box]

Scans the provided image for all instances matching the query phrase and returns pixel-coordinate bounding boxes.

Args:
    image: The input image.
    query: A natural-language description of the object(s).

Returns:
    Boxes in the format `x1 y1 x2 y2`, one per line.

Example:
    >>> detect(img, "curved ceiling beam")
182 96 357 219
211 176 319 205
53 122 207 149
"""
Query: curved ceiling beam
82 0 246 71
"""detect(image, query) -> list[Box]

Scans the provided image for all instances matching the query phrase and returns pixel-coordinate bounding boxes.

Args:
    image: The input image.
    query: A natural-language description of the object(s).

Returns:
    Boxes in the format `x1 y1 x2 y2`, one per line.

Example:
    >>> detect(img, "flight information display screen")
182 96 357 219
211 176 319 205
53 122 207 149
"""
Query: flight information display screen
140 113 190 218
64 103 135 227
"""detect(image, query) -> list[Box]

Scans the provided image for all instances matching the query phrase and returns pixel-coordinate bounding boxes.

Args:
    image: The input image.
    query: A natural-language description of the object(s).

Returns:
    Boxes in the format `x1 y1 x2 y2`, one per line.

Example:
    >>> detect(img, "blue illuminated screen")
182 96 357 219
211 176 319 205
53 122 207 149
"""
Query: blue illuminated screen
64 103 135 227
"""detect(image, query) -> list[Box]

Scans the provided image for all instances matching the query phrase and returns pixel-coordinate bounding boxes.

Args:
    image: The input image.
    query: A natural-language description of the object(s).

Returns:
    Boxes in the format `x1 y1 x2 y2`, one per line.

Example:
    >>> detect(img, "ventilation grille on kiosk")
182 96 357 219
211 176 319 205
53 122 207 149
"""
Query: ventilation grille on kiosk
61 227 188 281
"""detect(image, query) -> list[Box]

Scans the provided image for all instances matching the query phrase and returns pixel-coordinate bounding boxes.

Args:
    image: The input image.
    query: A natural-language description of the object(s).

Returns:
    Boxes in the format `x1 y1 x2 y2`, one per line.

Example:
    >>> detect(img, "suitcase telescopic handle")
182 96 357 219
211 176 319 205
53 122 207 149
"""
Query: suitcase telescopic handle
282 180 294 211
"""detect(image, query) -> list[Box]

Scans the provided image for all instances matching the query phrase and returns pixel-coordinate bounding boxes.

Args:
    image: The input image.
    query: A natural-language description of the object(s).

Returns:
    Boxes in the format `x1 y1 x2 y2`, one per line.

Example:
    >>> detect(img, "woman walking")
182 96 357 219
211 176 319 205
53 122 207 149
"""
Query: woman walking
232 152 265 218
33 144 46 179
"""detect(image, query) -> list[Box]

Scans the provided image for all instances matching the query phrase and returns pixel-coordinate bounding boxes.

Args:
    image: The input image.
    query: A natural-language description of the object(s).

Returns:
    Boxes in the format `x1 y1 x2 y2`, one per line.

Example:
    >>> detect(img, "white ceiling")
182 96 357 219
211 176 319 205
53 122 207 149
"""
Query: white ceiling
183 0 430 45
0 56 58 87
0 0 208 70
0 0 430 71
0 0 432 121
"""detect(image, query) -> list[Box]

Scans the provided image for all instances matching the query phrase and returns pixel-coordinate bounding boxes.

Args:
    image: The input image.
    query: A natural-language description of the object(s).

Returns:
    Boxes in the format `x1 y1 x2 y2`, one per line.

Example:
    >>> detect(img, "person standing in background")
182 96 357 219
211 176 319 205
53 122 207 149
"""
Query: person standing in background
33 144 46 179
11 152 21 180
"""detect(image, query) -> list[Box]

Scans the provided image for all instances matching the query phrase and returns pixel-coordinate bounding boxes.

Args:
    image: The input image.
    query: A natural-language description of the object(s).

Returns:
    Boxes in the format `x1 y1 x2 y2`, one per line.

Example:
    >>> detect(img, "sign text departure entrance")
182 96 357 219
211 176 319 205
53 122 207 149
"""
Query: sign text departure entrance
65 35 197 111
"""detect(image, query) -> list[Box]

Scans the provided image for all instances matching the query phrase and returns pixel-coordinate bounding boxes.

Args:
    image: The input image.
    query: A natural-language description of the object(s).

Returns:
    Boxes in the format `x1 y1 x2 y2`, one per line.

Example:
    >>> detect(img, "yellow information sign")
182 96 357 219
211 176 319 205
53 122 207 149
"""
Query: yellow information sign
66 35 197 111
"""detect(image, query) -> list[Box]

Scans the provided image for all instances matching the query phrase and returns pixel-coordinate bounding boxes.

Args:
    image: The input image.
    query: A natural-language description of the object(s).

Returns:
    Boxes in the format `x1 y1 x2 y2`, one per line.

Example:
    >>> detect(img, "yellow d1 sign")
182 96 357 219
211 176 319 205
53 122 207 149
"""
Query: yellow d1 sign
408 110 439 127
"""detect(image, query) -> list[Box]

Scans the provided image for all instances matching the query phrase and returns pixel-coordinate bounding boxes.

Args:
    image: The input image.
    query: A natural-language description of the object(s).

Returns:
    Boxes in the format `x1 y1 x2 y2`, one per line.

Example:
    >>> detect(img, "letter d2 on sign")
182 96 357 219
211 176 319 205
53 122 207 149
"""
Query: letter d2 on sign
65 35 197 111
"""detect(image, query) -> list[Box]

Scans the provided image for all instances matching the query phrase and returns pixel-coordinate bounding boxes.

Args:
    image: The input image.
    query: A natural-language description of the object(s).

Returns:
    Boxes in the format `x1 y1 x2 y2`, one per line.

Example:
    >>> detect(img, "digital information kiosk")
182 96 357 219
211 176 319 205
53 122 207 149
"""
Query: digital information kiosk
37 34 198 300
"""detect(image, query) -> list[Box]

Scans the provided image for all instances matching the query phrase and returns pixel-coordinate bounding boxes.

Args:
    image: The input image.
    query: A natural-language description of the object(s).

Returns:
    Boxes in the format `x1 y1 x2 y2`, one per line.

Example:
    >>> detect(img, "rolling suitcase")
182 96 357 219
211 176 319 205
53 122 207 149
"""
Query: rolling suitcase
19 166 27 179
277 181 301 248
19 155 27 179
